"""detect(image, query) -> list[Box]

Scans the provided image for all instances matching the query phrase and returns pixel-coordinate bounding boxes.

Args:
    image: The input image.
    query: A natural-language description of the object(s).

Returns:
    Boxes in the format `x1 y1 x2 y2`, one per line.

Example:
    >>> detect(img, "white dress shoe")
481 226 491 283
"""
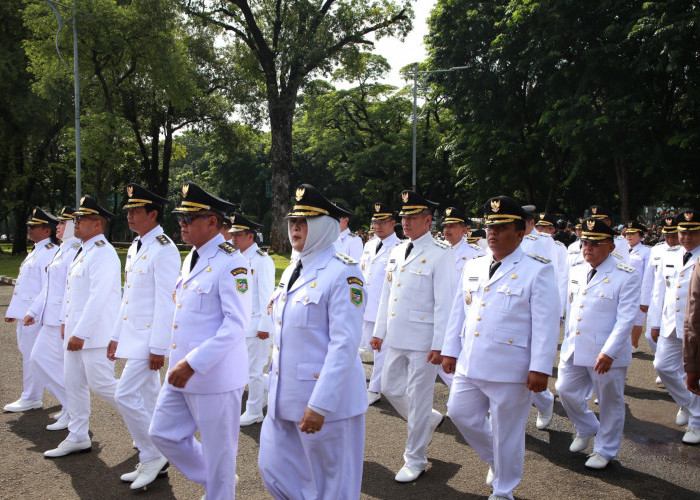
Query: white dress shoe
485 462 494 486
44 439 91 457
536 399 554 430
631 345 643 354
428 410 444 445
394 465 424 483
655 376 663 386
46 412 70 431
367 390 381 406
131 456 169 489
569 434 592 453
51 409 66 420
3 399 42 412
585 452 609 469
121 459 170 482
488 496 510 500
682 426 700 445
676 406 690 426
240 411 264 426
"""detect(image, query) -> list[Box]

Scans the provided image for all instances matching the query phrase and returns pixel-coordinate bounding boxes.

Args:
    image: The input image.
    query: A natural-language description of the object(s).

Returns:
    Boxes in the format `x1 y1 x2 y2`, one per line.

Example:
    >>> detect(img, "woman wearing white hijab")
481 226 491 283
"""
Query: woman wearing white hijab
25 207 82 430
259 184 368 500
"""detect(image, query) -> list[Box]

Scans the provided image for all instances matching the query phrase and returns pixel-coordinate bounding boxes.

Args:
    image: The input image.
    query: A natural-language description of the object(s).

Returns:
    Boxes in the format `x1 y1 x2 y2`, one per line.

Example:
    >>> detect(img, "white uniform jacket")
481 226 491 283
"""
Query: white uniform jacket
442 247 560 383
640 242 670 306
6 238 58 319
648 244 700 339
267 246 368 422
560 256 640 367
628 242 650 306
169 234 251 394
110 226 180 359
452 238 485 281
568 240 583 268
242 242 275 337
373 232 455 352
61 234 121 348
360 232 400 323
336 228 363 261
614 236 630 262
522 230 567 315
27 237 80 326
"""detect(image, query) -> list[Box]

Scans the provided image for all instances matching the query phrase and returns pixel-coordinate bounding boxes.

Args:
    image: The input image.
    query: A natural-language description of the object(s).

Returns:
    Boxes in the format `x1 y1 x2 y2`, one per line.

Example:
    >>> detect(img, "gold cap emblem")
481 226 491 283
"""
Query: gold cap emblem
491 199 500 212
539 213 545 220
230 215 235 224
127 185 133 198
375 203 381 213
80 195 86 205
182 183 189 197
402 192 409 203
32 208 37 216
591 207 598 214
628 221 633 228
587 220 595 230
685 212 693 221
295 187 305 201
446 208 452 216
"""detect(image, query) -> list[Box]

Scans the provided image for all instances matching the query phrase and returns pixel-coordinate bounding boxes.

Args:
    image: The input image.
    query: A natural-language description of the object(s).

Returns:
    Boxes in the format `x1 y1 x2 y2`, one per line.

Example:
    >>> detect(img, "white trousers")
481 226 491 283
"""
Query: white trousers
360 320 374 352
654 335 700 426
245 336 270 415
366 322 386 394
532 388 555 414
644 327 658 354
259 414 365 500
447 376 532 500
555 358 627 460
64 348 119 442
150 385 242 499
30 324 67 408
115 358 162 463
381 347 439 470
16 322 43 401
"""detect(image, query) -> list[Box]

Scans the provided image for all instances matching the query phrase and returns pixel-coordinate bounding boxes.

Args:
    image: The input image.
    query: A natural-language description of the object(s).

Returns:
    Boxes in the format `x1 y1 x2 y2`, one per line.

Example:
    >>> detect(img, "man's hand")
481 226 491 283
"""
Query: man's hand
4 317 16 323
149 353 165 371
61 324 65 339
298 407 325 434
106 340 118 361
426 350 443 365
369 336 383 352
442 356 457 374
640 305 649 313
687 372 700 395
594 353 614 374
168 359 195 388
257 331 270 340
67 336 85 351
650 328 660 343
526 371 549 392
22 315 35 326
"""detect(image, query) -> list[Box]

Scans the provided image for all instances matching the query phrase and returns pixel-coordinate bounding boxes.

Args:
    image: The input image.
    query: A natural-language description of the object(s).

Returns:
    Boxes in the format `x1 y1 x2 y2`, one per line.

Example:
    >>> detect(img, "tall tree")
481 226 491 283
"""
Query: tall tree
181 0 412 252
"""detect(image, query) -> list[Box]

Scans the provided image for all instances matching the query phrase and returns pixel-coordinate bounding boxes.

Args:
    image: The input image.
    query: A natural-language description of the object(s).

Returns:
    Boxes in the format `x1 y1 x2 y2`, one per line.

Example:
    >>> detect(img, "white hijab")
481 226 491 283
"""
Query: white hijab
61 219 75 242
289 216 340 265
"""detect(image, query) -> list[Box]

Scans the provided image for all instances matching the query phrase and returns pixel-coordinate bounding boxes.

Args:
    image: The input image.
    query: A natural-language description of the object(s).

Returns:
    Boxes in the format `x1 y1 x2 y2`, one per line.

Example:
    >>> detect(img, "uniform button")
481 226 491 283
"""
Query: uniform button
146 324 150 328
676 297 680 300
680 273 685 278
417 270 422 274
419 316 424 320
173 324 178 329
183 284 188 289
400 268 405 272
123 316 127 320
582 291 586 295
172 344 177 349
509 339 513 344
576 331 580 335
579 304 583 308
65 314 68 317
127 284 130 288
282 296 286 302
678 285 682 289
66 300 69 303
314 373 319 379
577 317 582 322
477 317 481 321
276 345 280 350
177 304 182 308
397 283 401 287
462 256 466 260
28 296 31 299
481 302 486 306
304 297 309 302
676 308 680 312
198 287 202 292
275 369 279 375
67 285 70 289
393 297 397 302
391 312 395 317
278 320 281 325
474 332 479 337
485 286 490 292
125 300 128 304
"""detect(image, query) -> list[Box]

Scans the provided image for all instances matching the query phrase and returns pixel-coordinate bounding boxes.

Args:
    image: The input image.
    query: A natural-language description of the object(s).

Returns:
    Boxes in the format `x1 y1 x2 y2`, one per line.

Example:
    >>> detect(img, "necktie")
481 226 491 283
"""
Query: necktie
376 240 383 253
136 239 142 253
190 250 199 272
684 252 692 266
73 247 82 262
405 242 414 259
287 260 303 290
587 268 597 283
489 260 501 278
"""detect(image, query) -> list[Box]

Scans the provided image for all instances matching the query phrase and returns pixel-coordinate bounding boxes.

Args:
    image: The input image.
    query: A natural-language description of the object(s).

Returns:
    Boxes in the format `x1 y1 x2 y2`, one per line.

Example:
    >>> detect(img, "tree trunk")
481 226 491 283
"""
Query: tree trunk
11 205 28 255
614 157 629 222
268 98 293 254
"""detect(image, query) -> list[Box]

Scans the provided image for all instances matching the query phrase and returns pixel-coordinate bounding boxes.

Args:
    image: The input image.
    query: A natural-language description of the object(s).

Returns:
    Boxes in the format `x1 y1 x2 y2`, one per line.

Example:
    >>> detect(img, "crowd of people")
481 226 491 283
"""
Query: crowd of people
3 182 700 500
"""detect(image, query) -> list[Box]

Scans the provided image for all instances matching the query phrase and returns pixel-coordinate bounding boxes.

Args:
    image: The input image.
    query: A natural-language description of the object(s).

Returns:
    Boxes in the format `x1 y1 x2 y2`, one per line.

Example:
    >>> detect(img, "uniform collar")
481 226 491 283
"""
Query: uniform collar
288 245 334 294
242 242 259 258
60 236 79 248
81 233 106 251
379 232 399 247
135 225 163 246
339 227 351 240
451 238 466 251
529 228 539 237
35 237 52 248
409 231 433 247
193 232 225 260
487 245 523 283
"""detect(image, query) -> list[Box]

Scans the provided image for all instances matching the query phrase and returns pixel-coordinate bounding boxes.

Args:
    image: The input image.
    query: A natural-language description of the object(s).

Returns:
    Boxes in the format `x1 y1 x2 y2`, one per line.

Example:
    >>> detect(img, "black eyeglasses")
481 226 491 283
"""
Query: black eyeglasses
581 240 601 247
74 215 97 223
176 214 215 225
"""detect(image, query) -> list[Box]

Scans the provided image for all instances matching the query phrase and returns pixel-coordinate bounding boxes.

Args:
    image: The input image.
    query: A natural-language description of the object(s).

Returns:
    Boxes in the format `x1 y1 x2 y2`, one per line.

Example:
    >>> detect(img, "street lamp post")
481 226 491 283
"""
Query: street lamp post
411 64 468 191
44 0 82 206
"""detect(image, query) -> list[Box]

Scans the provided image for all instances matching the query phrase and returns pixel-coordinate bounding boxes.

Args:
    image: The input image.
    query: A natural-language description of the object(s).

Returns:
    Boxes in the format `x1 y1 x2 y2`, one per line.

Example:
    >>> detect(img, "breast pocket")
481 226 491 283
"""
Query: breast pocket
290 288 324 328
495 284 523 310
130 265 153 288
69 264 87 290
194 281 216 314
590 290 617 312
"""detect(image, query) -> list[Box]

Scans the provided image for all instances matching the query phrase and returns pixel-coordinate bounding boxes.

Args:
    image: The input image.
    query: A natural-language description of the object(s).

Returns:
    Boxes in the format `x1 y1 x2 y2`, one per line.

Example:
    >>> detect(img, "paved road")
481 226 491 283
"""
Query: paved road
1 286 699 499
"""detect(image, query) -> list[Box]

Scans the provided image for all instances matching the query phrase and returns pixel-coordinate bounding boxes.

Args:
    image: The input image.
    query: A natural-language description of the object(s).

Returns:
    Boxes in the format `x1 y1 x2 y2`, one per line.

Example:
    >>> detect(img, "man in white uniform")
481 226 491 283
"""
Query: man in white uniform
149 182 251 498
625 221 651 353
107 183 180 489
361 203 399 405
371 190 454 483
567 218 585 268
4 208 59 413
442 196 560 500
556 218 640 469
649 209 700 444
44 196 122 457
336 204 363 261
588 205 630 261
229 213 275 426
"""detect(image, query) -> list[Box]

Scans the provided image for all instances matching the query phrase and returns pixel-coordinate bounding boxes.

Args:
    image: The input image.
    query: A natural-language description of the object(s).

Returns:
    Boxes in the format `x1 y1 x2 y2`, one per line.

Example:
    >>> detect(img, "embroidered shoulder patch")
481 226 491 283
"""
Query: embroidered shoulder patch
611 251 623 260
350 287 363 306
256 248 267 256
95 240 106 247
231 267 248 276
469 243 482 251
433 238 450 249
524 234 538 240
219 242 238 254
334 252 358 265
347 276 364 286
527 253 551 264
45 243 55 249
72 242 81 248
236 278 248 293
156 235 171 245
554 240 565 247
616 263 635 273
